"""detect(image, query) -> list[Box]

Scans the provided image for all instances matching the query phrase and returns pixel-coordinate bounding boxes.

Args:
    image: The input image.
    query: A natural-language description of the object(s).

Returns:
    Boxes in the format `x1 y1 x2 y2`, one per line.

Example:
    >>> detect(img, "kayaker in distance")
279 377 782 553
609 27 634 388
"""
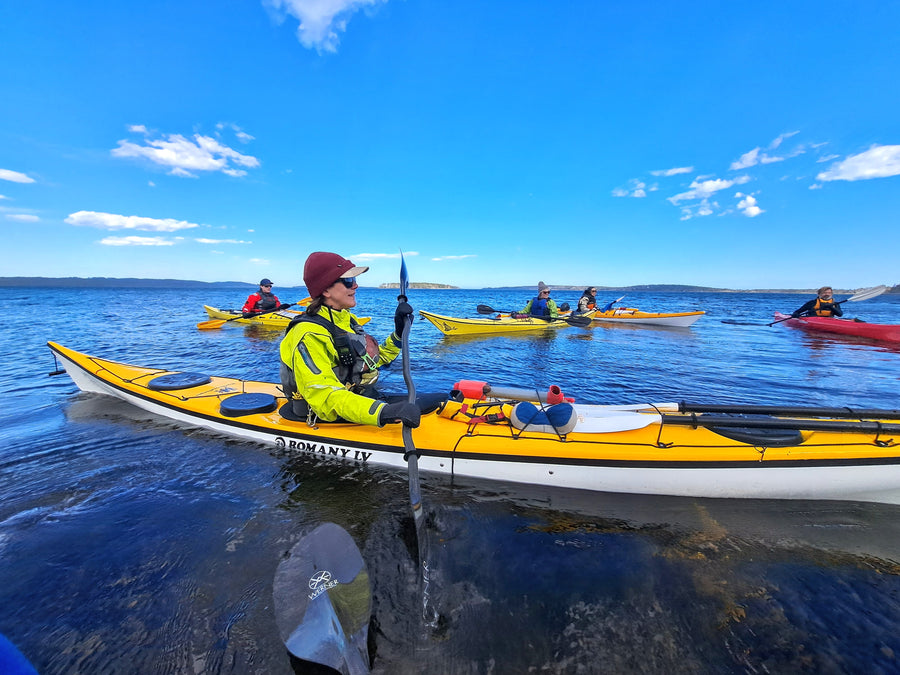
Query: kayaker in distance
241 278 289 317
514 281 560 318
278 251 419 428
576 286 598 314
792 286 844 318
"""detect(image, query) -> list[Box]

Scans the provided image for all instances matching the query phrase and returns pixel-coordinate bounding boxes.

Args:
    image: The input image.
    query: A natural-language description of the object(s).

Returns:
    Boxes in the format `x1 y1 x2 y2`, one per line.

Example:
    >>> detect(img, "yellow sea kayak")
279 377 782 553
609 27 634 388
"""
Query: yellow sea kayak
592 307 705 327
48 340 900 504
419 310 578 335
203 305 370 329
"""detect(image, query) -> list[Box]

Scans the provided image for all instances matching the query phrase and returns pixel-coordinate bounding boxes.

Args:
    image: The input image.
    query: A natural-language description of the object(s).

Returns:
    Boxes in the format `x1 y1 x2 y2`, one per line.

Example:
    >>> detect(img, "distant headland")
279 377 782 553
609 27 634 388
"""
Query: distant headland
0 277 896 294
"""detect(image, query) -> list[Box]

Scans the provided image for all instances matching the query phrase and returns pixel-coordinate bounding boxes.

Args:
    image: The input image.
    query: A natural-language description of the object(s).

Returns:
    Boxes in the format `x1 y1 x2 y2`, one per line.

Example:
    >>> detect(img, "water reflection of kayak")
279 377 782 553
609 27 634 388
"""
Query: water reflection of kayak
48 340 900 505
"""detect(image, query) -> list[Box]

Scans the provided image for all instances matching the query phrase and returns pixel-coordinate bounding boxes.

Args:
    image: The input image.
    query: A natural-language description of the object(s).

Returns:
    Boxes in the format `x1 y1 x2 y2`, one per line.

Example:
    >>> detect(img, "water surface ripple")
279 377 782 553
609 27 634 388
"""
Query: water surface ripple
2 287 900 673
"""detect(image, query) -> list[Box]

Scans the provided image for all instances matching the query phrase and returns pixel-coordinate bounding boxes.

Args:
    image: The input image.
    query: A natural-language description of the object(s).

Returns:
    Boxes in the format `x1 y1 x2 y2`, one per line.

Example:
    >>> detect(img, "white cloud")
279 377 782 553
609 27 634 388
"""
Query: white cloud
650 166 693 177
111 129 260 178
265 0 387 53
769 131 799 149
730 147 761 170
353 251 420 260
195 238 252 244
100 236 174 246
5 213 39 222
816 144 900 182
249 258 271 265
431 254 477 261
611 179 648 198
816 154 839 163
730 133 804 170
66 210 201 232
0 194 7 200
667 176 751 204
0 169 35 184
735 192 764 217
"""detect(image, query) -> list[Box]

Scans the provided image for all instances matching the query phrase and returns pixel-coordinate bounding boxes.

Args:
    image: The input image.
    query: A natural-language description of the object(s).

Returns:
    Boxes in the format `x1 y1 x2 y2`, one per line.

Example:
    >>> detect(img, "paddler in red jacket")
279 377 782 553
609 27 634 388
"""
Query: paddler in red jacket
792 286 844 318
242 278 289 317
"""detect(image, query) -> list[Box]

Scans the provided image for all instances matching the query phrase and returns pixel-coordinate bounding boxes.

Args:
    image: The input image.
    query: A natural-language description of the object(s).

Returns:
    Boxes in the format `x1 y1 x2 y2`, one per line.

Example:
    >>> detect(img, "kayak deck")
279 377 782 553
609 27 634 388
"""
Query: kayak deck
47 340 900 504
419 310 573 335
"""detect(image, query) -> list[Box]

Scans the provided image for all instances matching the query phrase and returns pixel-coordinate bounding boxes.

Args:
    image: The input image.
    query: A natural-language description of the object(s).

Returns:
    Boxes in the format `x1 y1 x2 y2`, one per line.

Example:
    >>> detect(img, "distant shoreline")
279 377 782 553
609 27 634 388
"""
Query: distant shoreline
0 277 895 294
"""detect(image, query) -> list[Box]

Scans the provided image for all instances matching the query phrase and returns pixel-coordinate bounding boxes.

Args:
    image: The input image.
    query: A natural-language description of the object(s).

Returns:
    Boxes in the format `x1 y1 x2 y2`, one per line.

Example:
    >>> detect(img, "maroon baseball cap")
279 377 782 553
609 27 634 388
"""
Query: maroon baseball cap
303 252 369 297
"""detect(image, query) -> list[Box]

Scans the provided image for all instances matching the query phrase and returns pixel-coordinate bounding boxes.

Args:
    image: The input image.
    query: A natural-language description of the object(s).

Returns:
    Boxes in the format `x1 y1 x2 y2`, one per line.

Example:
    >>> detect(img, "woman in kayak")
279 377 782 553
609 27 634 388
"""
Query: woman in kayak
241 278 289 316
792 286 844 318
278 252 419 428
576 287 598 314
516 281 560 318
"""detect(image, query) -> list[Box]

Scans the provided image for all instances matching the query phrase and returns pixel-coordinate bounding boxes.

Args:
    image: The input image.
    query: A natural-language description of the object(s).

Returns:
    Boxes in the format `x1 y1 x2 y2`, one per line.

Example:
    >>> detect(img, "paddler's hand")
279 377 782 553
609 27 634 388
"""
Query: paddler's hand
278 303 291 310
379 401 421 428
394 301 413 339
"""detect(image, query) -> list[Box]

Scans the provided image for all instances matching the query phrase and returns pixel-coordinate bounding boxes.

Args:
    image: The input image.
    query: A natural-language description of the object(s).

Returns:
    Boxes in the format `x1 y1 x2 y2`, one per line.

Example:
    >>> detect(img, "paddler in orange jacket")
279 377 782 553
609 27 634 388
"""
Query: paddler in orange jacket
792 286 844 318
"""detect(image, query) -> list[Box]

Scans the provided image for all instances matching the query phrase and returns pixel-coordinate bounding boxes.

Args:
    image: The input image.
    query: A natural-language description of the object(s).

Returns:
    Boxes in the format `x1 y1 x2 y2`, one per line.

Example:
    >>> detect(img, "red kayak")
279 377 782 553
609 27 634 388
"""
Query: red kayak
773 312 900 344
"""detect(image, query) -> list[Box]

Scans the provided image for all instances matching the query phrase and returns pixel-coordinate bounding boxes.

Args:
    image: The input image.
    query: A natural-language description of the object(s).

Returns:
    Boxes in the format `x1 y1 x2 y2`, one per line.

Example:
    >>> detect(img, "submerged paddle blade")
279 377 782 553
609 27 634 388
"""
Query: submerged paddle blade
273 522 371 675
565 315 593 328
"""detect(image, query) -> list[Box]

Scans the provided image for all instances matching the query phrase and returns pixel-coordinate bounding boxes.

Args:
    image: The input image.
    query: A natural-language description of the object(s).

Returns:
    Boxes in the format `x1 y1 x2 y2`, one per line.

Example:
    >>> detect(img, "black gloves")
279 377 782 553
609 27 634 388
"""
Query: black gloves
278 303 291 310
394 301 413 338
379 401 421 428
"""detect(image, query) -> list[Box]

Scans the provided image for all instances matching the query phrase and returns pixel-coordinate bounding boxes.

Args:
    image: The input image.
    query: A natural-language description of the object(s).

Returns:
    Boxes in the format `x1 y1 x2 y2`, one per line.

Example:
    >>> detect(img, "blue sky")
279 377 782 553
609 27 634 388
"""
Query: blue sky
2 0 899 290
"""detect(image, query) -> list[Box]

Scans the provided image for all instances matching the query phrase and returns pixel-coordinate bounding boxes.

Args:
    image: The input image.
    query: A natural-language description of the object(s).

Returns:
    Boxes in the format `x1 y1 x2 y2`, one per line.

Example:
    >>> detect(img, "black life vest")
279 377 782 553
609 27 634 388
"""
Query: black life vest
254 291 279 312
283 313 376 388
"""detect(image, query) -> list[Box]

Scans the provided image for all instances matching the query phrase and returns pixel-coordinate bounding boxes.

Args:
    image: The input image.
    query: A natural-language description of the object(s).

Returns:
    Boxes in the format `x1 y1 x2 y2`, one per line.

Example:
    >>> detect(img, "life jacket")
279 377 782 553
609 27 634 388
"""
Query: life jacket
254 291 279 312
531 297 550 316
578 296 596 312
813 297 838 316
283 313 378 391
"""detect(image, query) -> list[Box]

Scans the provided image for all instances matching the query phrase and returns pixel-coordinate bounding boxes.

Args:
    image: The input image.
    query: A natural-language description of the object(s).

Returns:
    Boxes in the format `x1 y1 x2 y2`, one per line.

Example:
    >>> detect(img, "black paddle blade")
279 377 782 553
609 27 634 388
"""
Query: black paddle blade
476 304 499 314
565 315 593 328
273 522 371 675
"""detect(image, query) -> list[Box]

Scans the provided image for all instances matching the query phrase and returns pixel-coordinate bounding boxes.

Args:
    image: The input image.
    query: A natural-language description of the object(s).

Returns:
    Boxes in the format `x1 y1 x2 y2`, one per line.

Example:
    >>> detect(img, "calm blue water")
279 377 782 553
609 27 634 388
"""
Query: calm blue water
3 286 900 673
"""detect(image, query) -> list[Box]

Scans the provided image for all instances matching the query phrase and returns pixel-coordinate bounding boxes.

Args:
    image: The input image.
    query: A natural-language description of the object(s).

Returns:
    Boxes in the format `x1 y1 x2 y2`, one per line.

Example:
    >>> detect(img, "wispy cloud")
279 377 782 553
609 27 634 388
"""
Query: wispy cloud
612 179 651 198
195 238 252 244
730 132 804 170
650 166 693 177
5 213 39 222
0 169 35 184
66 210 201 232
265 0 387 53
816 144 900 182
353 251 420 260
667 176 751 205
431 254 477 261
100 236 174 246
111 126 260 178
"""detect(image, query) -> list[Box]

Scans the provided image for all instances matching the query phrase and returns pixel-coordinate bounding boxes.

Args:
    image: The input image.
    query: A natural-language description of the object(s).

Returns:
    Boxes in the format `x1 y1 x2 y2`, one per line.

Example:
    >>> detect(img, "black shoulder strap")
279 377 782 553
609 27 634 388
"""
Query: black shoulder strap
285 313 359 369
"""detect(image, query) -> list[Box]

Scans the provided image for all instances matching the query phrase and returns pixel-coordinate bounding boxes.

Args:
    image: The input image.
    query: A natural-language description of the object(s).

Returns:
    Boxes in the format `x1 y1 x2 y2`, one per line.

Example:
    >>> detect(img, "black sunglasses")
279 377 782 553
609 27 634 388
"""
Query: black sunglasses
337 277 356 289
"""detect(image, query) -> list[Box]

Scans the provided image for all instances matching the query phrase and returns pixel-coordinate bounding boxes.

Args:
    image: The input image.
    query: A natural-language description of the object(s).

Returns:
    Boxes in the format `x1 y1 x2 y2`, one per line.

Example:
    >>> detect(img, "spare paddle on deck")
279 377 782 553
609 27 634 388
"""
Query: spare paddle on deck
273 522 371 674
197 303 298 330
475 305 593 328
768 285 888 327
